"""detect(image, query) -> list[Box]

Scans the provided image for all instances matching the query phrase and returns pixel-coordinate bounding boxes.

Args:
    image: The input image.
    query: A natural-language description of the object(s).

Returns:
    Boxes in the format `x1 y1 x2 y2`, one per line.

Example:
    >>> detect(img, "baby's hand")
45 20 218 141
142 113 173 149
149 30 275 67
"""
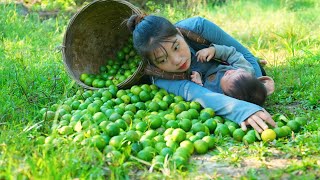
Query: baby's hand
191 71 203 86
196 46 215 62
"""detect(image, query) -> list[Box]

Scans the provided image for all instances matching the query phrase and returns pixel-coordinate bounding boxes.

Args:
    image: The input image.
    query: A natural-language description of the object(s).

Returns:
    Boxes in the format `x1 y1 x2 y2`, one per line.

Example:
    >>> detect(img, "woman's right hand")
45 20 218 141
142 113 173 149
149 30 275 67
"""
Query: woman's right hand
240 109 276 133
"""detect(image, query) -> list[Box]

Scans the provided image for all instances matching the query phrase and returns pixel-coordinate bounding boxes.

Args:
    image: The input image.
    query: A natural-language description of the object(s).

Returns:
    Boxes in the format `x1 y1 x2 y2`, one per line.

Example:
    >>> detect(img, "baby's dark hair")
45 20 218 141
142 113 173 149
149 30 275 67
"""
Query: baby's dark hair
224 75 267 106
126 14 178 63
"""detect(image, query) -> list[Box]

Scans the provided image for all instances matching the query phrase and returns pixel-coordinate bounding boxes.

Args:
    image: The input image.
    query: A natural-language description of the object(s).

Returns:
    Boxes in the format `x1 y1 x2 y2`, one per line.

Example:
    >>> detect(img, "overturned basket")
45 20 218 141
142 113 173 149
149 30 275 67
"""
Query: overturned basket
62 0 147 90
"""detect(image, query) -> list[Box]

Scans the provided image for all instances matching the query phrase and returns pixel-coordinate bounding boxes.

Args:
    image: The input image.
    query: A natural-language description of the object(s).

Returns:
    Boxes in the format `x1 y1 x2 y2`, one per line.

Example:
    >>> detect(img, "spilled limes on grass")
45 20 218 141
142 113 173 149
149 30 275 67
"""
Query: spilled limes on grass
40 84 307 170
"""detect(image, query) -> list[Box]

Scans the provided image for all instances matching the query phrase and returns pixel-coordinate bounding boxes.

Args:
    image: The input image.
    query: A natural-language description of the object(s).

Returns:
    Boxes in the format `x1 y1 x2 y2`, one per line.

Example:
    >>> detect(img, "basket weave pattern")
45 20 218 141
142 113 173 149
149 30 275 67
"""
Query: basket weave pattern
62 0 144 90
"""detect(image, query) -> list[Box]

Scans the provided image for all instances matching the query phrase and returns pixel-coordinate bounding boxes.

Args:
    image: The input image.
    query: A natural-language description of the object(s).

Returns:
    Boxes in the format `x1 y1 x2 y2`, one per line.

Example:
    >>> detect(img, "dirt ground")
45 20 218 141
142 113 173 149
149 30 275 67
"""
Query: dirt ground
190 147 308 179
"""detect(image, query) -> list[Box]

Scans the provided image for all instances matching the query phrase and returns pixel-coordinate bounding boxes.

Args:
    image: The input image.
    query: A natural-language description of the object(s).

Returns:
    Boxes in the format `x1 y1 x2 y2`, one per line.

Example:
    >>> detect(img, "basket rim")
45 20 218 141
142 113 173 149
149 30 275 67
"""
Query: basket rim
61 0 145 90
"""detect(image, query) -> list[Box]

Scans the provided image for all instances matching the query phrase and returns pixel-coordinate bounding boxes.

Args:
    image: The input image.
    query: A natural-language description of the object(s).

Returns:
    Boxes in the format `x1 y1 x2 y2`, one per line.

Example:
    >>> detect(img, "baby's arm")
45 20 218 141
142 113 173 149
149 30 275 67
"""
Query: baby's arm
190 71 203 86
196 46 215 62
175 17 262 77
214 44 255 74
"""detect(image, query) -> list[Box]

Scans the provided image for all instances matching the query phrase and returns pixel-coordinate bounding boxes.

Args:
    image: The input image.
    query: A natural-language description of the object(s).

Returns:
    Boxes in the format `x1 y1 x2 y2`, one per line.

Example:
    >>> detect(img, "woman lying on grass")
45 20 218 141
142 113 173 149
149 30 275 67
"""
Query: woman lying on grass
126 14 276 133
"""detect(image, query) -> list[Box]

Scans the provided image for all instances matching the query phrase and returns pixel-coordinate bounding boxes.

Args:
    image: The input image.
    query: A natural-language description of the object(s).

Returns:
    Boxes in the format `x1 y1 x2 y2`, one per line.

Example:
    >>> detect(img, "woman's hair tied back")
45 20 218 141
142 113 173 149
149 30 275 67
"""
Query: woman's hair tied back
127 14 147 32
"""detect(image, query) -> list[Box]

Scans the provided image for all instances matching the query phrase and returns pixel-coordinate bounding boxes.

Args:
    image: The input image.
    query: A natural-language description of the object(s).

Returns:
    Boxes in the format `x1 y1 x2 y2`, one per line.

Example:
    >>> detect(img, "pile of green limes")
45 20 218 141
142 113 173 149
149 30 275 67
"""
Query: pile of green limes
79 38 141 88
38 84 307 169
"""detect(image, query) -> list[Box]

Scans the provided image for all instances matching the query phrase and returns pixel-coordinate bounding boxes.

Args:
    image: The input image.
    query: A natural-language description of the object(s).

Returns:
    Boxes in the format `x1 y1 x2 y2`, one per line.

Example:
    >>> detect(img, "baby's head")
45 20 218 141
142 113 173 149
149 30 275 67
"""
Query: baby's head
220 69 274 106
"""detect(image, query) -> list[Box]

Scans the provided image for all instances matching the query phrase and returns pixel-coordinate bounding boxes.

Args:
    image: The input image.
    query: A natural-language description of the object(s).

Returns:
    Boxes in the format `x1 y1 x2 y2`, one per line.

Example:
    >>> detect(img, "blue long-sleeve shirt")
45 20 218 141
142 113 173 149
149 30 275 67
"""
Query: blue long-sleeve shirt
153 17 263 124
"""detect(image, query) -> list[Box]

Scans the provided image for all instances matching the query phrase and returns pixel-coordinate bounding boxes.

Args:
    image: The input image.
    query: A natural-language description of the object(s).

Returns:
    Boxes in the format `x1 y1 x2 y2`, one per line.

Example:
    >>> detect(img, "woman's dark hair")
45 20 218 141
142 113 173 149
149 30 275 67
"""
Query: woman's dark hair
224 75 267 106
126 14 178 63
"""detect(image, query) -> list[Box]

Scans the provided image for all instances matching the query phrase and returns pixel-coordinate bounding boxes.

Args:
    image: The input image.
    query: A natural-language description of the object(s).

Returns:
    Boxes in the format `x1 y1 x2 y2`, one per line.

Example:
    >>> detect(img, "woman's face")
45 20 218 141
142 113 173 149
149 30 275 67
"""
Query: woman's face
220 69 252 93
150 34 191 72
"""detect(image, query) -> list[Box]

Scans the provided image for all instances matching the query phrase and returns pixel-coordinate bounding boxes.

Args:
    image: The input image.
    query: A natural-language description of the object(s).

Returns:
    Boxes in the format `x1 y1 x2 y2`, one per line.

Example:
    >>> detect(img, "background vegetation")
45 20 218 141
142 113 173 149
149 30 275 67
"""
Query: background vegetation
1 0 319 179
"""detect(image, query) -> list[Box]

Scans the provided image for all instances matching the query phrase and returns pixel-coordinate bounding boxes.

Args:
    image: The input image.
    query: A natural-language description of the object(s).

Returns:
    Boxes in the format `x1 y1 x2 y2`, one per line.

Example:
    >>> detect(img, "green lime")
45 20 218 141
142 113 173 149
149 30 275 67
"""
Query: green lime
92 112 107 124
178 119 192 132
164 113 176 121
117 50 125 60
189 101 201 112
162 95 174 104
137 149 153 162
187 108 199 119
273 127 287 138
199 112 212 122
228 125 237 134
160 147 173 157
232 128 246 142
105 123 120 137
153 134 165 143
135 121 148 132
115 119 127 130
276 121 285 127
130 85 143 95
193 140 208 154
195 131 207 139
139 91 152 102
171 155 187 169
58 126 73 135
171 128 186 143
166 140 179 150
173 96 184 103
188 135 200 143
175 147 190 159
163 128 174 136
80 73 89 82
148 101 160 112
200 108 215 117
203 118 217 133
202 135 216 149
109 113 122 122
109 135 124 149
214 124 230 137
212 116 224 124
158 100 169 110
242 134 256 144
191 122 206 134
148 115 163 129
294 117 308 126
176 111 192 120
165 120 179 129
140 139 154 149
180 140 194 155
286 120 301 133
281 126 292 136
155 142 167 153
174 103 187 114
135 102 146 110
91 135 107 150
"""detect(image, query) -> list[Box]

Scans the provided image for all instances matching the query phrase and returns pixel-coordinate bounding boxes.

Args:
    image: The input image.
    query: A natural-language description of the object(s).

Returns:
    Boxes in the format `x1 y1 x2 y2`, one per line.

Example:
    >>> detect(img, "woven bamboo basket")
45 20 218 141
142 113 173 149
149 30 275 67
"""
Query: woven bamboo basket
62 0 146 90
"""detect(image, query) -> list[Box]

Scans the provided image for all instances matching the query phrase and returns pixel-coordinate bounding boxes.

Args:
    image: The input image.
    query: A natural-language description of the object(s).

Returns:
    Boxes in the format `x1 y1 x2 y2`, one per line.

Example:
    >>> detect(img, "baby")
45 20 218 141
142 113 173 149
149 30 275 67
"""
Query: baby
190 44 274 106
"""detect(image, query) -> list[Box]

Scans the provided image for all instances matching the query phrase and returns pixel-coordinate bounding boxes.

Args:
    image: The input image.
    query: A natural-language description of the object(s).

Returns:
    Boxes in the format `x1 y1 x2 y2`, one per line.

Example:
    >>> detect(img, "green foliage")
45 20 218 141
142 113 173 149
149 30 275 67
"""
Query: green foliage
1 0 320 179
0 4 74 123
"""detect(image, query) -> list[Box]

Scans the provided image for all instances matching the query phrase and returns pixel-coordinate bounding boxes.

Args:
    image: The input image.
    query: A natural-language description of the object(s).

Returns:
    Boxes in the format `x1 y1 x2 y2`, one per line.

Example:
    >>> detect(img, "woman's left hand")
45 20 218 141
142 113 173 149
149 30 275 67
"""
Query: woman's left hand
240 109 276 133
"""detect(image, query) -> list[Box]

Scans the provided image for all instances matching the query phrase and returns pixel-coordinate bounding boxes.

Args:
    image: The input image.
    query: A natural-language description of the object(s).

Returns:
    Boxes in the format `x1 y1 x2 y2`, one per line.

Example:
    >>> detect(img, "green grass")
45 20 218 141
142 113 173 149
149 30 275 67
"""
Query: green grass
1 0 320 179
